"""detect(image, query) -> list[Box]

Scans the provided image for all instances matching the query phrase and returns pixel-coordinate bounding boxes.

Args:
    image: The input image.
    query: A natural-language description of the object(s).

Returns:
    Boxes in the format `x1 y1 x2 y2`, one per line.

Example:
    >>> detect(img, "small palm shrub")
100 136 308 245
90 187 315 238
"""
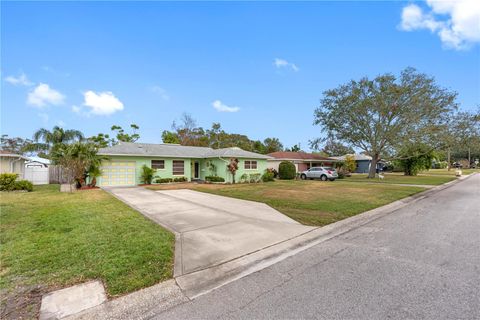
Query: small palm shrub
140 165 156 184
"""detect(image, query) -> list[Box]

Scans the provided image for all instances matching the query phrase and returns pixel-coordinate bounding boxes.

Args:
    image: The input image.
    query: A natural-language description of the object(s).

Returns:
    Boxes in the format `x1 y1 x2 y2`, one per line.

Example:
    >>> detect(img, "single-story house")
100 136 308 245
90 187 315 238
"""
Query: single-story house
96 142 271 186
267 151 337 173
0 150 30 179
330 154 383 173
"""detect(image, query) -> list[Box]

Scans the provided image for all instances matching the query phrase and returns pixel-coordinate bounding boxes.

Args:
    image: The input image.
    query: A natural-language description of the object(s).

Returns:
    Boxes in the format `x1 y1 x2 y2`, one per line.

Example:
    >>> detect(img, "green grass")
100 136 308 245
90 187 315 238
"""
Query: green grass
344 172 456 185
419 168 480 176
0 185 174 319
174 180 426 226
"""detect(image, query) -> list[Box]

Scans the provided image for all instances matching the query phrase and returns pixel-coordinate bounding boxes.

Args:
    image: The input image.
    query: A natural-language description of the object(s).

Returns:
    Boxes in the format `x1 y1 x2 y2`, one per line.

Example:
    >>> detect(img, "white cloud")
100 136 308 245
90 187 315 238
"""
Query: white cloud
4 72 33 86
57 120 66 127
212 100 240 112
71 105 81 113
149 85 170 100
83 90 124 115
273 58 299 72
400 0 480 50
27 83 65 107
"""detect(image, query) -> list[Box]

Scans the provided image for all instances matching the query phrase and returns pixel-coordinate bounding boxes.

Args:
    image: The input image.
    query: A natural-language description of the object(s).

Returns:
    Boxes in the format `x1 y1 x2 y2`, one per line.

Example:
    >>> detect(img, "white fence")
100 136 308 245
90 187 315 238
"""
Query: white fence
24 167 49 185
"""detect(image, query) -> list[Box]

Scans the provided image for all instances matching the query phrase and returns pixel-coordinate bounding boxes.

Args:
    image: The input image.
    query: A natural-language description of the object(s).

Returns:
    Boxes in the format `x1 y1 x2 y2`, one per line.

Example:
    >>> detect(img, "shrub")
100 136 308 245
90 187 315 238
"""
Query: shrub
140 165 156 184
266 168 278 178
173 176 187 182
249 173 261 183
155 178 173 183
262 171 274 182
0 173 18 191
205 176 225 182
239 173 248 183
278 161 296 180
14 180 33 192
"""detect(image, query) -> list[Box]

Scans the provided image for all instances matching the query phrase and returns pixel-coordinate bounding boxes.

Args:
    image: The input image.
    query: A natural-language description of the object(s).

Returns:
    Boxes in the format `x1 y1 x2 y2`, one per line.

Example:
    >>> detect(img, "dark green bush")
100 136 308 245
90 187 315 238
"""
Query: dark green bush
0 173 18 191
205 176 225 182
14 180 34 192
278 161 296 180
173 177 187 182
155 178 173 183
262 171 274 182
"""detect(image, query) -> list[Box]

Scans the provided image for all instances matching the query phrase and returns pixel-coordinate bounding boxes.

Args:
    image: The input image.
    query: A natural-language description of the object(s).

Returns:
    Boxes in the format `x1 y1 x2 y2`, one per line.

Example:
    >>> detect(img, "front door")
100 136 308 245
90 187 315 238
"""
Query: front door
194 161 199 179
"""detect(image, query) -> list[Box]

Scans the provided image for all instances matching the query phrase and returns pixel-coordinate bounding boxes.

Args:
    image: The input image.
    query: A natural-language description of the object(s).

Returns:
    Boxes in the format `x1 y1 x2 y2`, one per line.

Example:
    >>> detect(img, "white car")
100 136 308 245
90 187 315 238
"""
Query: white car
300 167 338 181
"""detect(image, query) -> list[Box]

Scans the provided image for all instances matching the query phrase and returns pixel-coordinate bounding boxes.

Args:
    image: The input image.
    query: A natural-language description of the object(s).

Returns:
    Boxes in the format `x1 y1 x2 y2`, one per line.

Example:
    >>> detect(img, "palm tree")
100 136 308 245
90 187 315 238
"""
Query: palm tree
27 126 84 157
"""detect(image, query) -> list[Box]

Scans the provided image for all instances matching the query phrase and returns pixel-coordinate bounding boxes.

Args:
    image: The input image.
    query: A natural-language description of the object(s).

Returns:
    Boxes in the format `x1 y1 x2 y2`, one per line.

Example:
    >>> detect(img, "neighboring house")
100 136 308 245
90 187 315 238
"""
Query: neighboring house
96 142 271 186
25 156 51 168
0 150 30 179
267 151 337 172
330 154 383 173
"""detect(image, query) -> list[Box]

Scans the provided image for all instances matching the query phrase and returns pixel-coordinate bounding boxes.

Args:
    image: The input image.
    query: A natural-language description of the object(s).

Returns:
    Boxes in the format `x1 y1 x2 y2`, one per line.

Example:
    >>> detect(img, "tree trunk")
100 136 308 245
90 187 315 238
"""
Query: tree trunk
447 148 451 171
468 147 471 168
367 154 378 178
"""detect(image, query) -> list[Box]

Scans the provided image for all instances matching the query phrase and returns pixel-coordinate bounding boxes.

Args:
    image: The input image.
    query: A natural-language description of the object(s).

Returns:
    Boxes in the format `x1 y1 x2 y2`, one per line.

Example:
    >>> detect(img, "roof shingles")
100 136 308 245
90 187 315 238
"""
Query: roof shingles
98 142 271 159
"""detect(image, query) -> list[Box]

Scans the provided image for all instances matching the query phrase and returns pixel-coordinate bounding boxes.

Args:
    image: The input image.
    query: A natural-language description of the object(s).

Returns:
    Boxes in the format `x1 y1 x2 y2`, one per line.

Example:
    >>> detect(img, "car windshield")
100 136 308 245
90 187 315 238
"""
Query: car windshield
323 167 335 171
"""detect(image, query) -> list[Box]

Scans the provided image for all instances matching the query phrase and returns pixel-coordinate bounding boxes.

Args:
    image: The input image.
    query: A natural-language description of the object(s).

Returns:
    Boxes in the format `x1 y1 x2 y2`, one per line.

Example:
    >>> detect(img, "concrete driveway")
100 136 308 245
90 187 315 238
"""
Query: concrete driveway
105 187 314 277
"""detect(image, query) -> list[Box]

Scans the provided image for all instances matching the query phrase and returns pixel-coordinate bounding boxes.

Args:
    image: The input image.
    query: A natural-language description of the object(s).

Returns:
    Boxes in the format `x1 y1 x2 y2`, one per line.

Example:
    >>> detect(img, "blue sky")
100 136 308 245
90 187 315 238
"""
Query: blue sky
2 1 479 151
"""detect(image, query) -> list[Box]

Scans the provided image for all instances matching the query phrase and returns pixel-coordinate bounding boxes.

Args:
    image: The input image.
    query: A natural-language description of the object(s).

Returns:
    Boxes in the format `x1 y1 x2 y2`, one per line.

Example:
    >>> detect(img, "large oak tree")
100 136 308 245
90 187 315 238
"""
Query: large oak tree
313 68 457 178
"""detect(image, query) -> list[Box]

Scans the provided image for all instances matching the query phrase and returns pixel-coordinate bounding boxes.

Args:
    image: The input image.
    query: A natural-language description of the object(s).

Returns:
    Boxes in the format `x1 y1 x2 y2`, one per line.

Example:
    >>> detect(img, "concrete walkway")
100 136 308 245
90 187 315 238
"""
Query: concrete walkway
105 187 314 277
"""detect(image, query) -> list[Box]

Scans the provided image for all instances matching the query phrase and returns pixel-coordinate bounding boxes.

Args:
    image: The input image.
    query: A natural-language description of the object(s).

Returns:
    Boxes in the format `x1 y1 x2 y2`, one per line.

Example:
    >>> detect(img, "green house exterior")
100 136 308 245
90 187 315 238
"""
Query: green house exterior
96 142 271 186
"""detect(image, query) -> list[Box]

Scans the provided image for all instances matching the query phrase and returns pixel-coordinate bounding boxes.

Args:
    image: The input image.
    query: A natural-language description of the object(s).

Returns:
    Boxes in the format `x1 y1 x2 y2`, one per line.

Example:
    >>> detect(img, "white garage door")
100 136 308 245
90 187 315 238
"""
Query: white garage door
100 161 136 186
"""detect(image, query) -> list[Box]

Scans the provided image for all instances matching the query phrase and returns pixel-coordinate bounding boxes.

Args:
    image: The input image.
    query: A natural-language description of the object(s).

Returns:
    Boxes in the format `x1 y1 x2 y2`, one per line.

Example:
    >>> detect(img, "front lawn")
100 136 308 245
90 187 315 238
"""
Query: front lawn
344 172 456 185
0 185 174 319
148 180 424 226
419 168 480 176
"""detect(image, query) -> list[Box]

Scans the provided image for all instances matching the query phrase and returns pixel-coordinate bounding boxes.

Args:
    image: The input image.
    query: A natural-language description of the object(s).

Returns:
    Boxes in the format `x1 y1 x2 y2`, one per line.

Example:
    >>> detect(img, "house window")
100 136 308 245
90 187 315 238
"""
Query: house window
244 160 257 170
172 160 184 175
151 160 165 169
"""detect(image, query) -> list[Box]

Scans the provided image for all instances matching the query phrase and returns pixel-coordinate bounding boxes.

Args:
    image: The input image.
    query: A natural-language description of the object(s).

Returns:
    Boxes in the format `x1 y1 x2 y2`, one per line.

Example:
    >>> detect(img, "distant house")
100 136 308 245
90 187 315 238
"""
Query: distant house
96 142 271 186
0 150 30 179
330 154 382 173
267 151 336 172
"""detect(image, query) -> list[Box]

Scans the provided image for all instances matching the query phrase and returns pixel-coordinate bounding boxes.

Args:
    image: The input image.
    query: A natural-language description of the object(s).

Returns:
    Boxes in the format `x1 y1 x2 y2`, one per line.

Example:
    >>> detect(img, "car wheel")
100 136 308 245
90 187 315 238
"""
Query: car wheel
320 175 327 181
300 174 307 180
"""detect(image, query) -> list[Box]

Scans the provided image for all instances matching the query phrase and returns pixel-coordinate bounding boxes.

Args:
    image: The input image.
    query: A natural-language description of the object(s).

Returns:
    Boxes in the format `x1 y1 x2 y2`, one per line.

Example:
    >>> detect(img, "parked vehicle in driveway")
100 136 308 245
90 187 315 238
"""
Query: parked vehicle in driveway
300 167 338 181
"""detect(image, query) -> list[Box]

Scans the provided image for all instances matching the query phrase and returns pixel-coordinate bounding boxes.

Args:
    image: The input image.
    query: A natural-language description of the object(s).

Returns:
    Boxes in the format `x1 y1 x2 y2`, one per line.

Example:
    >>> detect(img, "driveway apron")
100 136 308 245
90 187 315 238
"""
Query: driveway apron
105 187 315 276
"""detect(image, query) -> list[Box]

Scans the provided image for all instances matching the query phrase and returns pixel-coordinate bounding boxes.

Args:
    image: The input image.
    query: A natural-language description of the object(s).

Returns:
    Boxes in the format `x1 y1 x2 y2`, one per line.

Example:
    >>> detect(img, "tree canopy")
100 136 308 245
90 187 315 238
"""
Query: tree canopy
313 68 457 177
161 114 284 154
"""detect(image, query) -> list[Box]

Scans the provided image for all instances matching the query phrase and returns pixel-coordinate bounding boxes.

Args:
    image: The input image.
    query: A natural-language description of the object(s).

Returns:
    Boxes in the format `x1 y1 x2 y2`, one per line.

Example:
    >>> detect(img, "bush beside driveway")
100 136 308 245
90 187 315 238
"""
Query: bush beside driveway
0 185 175 320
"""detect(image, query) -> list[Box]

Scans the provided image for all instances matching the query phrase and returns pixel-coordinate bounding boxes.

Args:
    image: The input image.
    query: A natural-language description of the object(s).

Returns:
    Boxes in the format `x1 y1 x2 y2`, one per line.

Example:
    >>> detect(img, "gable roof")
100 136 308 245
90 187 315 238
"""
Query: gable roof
267 151 333 161
98 142 271 159
0 150 30 160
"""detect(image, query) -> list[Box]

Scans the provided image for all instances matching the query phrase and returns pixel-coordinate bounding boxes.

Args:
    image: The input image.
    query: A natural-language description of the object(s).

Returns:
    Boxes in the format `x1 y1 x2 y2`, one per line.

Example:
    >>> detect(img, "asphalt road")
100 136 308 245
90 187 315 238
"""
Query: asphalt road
150 174 480 320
